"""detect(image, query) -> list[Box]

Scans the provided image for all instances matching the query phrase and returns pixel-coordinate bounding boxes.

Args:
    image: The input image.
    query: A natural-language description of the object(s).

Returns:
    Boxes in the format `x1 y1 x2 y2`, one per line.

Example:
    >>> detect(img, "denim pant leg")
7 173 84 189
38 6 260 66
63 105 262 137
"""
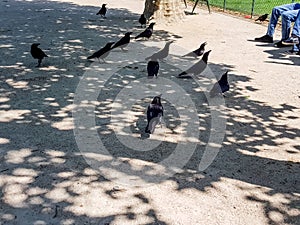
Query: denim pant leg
267 3 300 37
292 10 300 37
281 10 299 40
292 44 299 52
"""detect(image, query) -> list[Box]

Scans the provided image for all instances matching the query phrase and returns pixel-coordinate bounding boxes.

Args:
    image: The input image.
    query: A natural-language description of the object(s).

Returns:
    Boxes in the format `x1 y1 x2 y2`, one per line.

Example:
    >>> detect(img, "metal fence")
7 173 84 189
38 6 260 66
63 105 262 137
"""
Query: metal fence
203 0 295 17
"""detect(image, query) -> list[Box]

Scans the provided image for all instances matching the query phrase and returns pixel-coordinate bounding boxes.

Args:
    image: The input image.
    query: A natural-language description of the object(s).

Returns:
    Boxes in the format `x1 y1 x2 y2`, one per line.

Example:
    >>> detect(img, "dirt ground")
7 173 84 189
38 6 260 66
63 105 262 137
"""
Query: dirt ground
0 0 299 224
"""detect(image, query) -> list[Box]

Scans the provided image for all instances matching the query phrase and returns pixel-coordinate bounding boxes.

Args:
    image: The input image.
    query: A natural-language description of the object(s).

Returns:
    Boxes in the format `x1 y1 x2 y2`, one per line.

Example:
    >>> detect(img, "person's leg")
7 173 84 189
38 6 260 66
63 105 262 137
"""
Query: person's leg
267 3 299 37
282 10 300 51
255 3 298 43
292 44 299 52
282 5 300 53
292 9 300 37
292 9 300 52
275 9 300 47
281 10 299 40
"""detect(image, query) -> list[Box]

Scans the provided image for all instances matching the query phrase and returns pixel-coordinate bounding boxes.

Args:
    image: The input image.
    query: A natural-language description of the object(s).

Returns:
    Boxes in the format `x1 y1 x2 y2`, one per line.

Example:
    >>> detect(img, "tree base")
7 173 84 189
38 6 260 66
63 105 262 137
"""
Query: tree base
143 0 185 24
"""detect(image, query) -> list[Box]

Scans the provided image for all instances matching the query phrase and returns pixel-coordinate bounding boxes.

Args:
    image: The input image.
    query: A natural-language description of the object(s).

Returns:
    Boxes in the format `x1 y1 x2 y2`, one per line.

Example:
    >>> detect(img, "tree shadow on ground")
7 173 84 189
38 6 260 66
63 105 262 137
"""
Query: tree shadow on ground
0 1 299 225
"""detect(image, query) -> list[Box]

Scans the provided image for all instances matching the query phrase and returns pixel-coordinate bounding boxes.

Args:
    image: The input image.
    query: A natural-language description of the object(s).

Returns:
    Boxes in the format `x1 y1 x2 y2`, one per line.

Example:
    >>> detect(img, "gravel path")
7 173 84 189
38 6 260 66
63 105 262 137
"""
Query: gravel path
0 0 299 224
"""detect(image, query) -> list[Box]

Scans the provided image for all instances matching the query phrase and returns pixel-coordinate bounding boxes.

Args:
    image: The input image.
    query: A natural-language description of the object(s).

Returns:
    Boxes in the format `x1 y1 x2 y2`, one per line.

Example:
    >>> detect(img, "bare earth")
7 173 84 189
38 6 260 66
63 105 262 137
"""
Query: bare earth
0 0 299 225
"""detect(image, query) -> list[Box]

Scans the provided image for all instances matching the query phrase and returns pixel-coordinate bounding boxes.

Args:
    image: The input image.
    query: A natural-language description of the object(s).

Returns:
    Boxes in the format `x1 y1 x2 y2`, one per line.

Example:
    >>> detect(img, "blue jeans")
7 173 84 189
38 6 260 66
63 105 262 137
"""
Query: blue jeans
267 3 300 40
290 9 300 51
292 10 300 36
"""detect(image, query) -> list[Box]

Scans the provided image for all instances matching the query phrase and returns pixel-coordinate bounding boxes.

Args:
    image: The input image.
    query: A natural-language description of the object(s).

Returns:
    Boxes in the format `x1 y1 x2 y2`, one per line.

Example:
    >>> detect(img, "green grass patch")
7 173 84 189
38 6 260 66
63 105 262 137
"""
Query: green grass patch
192 0 294 16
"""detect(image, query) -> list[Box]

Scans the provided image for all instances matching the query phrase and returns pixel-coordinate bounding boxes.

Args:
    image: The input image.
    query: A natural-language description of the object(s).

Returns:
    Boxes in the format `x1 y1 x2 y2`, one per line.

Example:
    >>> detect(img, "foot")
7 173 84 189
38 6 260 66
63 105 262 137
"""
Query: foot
254 34 273 43
282 36 300 45
274 41 288 48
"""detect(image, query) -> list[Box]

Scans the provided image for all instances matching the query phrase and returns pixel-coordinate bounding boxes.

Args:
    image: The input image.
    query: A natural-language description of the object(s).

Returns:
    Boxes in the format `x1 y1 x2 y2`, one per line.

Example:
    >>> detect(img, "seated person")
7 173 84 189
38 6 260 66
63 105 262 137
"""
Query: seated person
282 9 300 54
254 3 300 47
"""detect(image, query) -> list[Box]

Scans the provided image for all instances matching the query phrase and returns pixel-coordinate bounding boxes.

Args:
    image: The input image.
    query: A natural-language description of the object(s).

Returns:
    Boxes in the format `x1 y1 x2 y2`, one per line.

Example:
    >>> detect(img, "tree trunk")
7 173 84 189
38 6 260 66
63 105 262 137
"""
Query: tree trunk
143 0 185 24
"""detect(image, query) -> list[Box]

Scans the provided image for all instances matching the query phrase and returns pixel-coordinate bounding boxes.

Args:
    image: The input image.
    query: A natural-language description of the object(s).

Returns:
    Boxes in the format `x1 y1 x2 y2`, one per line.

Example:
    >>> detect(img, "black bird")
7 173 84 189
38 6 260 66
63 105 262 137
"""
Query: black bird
145 41 174 61
112 32 132 51
97 4 107 17
210 71 230 97
145 95 164 134
30 43 48 67
183 42 207 58
147 60 159 78
178 50 211 77
87 42 115 62
138 14 147 28
255 13 268 22
135 22 155 40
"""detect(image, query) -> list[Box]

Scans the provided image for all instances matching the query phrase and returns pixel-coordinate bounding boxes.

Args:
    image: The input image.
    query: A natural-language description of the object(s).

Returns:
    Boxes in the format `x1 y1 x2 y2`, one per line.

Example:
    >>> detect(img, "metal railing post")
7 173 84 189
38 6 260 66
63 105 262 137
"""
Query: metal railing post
251 0 255 18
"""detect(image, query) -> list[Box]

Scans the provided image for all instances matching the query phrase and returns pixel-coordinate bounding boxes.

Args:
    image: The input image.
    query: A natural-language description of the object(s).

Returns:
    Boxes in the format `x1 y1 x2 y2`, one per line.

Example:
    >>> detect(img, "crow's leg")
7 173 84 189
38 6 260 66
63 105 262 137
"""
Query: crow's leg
36 59 42 67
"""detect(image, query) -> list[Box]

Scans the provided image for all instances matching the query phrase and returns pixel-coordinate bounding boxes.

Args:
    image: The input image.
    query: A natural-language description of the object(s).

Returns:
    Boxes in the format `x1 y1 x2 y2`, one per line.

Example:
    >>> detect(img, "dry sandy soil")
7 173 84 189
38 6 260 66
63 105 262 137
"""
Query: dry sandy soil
0 0 299 224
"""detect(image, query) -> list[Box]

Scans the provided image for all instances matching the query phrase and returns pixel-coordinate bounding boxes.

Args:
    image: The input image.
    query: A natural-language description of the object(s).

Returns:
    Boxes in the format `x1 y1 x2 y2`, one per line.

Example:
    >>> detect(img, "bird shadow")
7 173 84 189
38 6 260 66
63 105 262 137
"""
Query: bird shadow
184 11 198 16
176 75 194 79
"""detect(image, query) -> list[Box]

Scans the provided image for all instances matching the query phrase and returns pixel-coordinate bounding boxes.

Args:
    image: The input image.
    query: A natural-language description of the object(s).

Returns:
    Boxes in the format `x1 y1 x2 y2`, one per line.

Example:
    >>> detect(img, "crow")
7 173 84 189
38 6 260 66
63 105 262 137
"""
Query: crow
87 42 115 62
210 71 230 97
135 22 155 40
255 13 268 22
138 14 147 28
112 32 132 51
183 42 207 58
97 4 107 17
145 40 174 61
145 95 164 134
178 50 211 77
30 43 48 67
147 60 159 78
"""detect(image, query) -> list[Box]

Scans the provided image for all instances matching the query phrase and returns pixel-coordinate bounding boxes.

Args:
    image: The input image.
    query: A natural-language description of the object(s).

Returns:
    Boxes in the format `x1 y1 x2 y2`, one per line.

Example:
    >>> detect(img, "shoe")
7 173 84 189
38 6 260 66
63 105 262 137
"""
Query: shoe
283 49 299 55
282 36 299 45
274 41 288 48
254 34 273 43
